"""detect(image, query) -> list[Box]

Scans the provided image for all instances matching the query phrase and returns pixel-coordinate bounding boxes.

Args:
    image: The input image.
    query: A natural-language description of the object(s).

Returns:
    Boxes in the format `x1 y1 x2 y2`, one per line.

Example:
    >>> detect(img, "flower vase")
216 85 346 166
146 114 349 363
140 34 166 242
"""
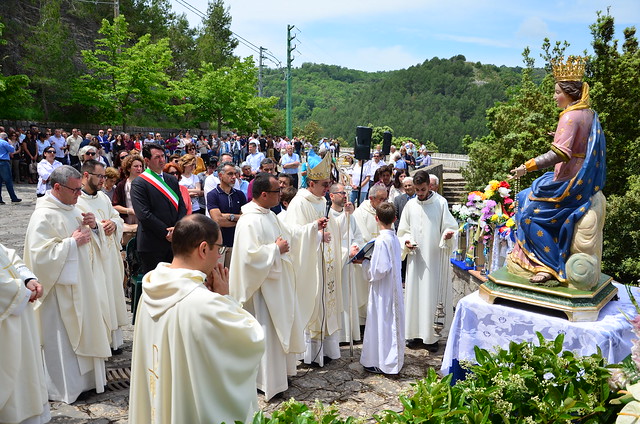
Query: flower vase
453 222 466 261
464 224 476 269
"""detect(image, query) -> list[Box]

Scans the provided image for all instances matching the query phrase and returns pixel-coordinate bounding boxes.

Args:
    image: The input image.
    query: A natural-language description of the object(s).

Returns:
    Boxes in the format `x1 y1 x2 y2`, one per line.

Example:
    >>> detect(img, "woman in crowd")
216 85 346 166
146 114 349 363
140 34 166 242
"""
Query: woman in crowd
102 167 120 201
21 130 38 184
388 168 408 202
112 154 143 224
112 133 127 159
36 147 62 197
196 134 210 163
178 154 202 214
8 132 22 183
164 162 192 215
184 143 206 174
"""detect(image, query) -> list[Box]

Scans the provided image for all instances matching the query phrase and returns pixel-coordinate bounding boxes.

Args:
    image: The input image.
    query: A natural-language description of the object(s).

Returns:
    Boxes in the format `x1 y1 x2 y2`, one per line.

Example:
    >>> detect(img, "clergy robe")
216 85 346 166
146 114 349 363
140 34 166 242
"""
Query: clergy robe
397 192 457 344
352 199 380 322
24 193 111 403
360 229 405 374
129 264 264 424
329 207 364 343
230 201 318 400
77 190 127 349
284 188 343 366
0 244 50 424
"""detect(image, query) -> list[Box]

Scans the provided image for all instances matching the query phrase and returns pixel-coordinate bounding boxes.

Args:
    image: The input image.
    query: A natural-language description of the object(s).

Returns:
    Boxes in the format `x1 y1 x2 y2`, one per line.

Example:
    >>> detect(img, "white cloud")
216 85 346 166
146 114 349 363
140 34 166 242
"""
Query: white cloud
435 34 511 48
317 45 423 72
516 16 554 40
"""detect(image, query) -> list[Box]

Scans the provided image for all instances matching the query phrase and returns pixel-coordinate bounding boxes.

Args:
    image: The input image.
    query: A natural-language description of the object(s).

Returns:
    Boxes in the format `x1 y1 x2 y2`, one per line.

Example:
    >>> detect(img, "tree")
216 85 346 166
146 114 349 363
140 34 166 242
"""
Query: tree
295 120 323 143
462 48 557 190
587 9 640 197
74 16 174 131
195 0 238 69
20 0 76 120
178 57 278 136
0 21 32 118
369 124 394 148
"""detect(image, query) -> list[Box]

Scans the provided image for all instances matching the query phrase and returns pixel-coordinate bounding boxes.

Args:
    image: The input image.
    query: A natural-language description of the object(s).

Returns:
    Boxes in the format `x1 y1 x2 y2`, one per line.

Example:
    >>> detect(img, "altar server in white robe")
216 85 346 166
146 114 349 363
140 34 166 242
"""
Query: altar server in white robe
328 183 364 343
352 184 388 323
397 170 457 351
129 215 265 424
0 243 51 424
360 202 405 374
230 173 326 400
76 159 127 351
284 153 343 367
24 165 112 403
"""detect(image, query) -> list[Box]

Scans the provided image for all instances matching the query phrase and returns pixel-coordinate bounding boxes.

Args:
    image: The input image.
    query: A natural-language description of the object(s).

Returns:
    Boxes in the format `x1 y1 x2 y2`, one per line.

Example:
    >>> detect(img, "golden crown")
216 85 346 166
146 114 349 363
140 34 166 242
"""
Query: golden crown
551 56 587 82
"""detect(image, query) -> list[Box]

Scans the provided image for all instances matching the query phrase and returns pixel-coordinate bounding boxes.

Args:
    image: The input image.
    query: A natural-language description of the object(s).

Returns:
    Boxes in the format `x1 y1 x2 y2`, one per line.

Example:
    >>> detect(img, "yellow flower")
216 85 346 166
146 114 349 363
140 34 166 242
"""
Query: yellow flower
506 218 515 227
490 214 500 222
484 190 495 199
489 180 500 191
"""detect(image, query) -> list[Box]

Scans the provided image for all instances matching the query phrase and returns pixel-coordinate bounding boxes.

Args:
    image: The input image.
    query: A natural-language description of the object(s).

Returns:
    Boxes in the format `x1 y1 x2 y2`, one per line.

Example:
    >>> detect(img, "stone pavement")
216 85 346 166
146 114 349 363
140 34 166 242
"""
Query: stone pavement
2 182 446 423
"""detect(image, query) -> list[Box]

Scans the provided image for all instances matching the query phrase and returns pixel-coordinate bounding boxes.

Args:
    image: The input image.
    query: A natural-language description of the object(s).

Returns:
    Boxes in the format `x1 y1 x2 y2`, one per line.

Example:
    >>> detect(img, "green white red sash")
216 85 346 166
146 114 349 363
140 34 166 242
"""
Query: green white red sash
139 168 179 210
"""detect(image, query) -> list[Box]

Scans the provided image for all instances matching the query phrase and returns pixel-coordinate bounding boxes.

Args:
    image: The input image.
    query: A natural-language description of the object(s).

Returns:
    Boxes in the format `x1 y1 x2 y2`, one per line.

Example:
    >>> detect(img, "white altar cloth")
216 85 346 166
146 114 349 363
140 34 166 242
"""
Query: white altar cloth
441 282 636 375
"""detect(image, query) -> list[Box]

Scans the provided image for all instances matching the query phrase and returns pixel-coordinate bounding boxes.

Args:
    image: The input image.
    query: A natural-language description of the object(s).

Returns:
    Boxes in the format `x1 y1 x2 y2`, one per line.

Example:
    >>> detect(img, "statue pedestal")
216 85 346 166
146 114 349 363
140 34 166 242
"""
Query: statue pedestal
479 267 617 322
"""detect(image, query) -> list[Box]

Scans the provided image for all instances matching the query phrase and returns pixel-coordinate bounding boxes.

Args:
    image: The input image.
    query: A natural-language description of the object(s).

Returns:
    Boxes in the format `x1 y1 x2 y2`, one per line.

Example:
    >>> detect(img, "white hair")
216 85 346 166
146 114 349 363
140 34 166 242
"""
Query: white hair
430 175 440 185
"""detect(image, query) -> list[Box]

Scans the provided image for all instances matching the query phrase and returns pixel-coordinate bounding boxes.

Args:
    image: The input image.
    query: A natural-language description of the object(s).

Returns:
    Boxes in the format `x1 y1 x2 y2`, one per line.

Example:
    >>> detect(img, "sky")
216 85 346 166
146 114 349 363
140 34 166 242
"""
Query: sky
170 0 639 72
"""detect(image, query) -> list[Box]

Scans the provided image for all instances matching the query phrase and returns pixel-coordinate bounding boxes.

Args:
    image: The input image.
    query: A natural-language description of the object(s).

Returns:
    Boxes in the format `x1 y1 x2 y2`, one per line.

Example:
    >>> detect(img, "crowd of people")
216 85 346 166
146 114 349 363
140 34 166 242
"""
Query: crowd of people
1 126 451 424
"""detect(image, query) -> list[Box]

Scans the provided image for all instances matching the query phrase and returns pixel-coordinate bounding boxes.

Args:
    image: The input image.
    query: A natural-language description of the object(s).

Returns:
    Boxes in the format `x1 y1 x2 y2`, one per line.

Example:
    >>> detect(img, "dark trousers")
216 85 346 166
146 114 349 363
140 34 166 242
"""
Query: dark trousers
0 160 19 201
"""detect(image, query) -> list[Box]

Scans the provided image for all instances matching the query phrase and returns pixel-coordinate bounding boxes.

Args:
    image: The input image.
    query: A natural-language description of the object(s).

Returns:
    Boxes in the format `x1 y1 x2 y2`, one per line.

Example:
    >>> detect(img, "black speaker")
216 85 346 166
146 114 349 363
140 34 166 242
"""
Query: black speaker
354 126 372 160
382 131 392 156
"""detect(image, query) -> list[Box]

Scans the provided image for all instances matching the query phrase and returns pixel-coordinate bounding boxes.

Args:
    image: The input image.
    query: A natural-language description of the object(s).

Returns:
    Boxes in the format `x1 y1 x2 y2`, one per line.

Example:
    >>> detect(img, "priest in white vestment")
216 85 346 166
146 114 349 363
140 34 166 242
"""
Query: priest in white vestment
284 153 343 367
359 202 405 374
24 165 112 403
328 183 364 344
352 184 389 324
129 215 265 424
397 170 457 351
76 160 127 351
0 244 51 424
230 173 325 400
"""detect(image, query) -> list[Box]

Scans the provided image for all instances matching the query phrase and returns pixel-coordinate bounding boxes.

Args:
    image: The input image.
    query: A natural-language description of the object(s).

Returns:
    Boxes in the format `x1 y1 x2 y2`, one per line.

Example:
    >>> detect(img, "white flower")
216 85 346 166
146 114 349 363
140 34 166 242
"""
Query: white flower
498 187 511 198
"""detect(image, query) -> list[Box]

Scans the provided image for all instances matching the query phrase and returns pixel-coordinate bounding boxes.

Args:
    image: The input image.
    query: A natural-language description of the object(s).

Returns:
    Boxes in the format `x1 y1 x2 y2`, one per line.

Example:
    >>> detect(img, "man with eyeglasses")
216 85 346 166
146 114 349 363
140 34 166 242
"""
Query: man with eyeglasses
130 214 265 424
24 165 112 403
230 173 327 400
284 153 343 367
328 183 365 344
207 162 247 268
77 159 128 355
397 170 457 353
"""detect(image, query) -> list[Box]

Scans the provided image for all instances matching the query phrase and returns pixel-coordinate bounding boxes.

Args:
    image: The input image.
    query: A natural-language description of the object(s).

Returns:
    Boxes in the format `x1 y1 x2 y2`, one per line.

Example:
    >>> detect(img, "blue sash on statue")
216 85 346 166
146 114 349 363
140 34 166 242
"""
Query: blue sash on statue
515 113 606 281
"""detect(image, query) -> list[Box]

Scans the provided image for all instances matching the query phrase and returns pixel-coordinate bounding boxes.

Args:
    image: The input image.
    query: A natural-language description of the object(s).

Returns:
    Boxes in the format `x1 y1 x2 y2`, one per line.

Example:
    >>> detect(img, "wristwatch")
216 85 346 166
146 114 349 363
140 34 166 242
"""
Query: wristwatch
228 214 236 222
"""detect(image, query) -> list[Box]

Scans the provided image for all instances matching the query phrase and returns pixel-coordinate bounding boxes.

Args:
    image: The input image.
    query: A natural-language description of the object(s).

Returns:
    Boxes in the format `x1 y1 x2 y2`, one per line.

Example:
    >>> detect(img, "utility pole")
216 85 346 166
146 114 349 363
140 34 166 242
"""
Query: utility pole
286 25 296 139
258 47 264 136
113 0 119 19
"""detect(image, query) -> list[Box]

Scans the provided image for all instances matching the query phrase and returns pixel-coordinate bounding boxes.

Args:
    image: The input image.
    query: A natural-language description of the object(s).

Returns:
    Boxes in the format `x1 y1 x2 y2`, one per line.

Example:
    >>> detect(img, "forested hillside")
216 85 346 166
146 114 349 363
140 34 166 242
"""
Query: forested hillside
263 58 524 152
1 0 532 152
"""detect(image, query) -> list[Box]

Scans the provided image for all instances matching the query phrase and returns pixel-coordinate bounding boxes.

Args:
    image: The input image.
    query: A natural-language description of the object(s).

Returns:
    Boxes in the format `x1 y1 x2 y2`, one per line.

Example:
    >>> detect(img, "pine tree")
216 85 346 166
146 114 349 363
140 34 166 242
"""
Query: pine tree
195 0 238 69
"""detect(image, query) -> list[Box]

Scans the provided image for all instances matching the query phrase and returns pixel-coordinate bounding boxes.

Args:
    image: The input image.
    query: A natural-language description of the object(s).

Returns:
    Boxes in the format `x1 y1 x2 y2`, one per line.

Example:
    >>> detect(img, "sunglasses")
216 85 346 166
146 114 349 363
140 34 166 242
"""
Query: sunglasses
86 152 96 156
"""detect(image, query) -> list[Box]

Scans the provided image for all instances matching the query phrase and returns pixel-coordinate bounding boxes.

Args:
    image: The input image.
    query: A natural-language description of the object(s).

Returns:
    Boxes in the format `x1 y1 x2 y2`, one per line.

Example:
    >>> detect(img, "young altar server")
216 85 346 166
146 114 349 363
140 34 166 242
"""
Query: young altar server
360 202 405 374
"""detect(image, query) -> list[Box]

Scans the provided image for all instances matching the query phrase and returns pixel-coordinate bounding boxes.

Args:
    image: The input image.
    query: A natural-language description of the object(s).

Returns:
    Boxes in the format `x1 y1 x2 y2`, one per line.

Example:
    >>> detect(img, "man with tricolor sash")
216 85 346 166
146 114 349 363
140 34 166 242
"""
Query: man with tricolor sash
132 143 187 274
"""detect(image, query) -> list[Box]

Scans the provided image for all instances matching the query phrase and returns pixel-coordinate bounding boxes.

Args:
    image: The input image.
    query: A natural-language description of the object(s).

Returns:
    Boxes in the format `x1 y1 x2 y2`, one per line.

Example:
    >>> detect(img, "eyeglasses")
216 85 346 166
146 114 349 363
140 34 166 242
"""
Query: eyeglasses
214 244 228 255
85 152 96 156
332 191 346 195
89 172 106 180
266 189 281 193
167 171 178 175
44 150 55 154
119 155 128 160
59 183 82 194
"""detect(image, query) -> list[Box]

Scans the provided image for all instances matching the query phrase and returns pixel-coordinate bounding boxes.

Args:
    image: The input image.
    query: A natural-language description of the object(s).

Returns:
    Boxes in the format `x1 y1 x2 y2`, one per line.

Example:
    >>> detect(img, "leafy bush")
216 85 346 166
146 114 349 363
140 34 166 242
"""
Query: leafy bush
247 399 362 424
376 333 620 424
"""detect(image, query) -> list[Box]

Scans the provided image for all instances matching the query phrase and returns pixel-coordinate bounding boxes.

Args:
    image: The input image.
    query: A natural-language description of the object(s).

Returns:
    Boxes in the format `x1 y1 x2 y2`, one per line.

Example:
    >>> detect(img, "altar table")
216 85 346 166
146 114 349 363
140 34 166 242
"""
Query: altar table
441 282 636 377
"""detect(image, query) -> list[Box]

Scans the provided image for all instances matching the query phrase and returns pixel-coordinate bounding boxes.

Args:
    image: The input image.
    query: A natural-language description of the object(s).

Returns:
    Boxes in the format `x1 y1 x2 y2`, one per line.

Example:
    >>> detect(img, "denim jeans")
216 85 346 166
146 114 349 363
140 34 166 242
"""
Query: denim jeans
0 160 19 201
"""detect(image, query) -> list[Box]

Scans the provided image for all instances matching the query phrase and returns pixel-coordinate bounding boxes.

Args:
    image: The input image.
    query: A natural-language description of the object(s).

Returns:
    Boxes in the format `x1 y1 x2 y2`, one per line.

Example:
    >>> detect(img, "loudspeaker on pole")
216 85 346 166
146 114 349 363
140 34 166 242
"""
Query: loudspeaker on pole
382 131 392 156
354 126 372 160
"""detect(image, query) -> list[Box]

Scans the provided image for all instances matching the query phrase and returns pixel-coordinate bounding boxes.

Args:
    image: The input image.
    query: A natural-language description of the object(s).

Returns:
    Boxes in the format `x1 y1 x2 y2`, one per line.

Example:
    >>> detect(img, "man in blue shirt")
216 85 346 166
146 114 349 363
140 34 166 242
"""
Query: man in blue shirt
0 132 22 203
206 161 247 268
